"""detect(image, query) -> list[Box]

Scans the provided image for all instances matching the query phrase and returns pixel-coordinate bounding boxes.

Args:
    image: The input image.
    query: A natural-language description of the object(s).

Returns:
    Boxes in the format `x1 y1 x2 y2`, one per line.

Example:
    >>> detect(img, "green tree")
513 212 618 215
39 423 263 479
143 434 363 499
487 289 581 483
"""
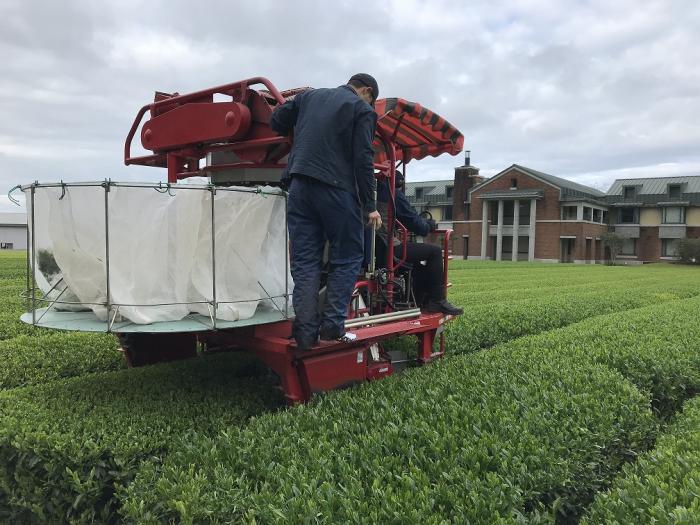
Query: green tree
677 238 700 265
601 233 624 265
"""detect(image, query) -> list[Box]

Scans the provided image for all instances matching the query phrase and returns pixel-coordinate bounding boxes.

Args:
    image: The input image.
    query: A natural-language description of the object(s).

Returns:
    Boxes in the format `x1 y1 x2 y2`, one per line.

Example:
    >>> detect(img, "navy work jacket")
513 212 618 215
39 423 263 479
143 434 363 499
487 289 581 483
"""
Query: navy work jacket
377 180 431 237
270 85 377 212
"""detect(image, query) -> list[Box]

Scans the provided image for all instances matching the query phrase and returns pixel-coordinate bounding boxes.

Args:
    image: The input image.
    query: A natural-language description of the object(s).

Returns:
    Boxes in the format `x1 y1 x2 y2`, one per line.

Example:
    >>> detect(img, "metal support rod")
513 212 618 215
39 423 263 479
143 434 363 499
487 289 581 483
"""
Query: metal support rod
35 286 68 324
30 184 36 325
108 306 121 332
369 188 377 274
284 192 289 318
210 185 217 330
25 209 30 314
104 181 112 332
344 308 421 329
257 281 284 317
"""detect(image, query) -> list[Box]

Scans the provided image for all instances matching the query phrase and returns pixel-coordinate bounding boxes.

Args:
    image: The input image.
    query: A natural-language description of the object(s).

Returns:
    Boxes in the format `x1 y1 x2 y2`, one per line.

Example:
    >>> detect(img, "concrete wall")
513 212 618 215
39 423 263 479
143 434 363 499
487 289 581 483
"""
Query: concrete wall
427 206 443 221
640 208 662 226
686 207 700 226
0 226 27 250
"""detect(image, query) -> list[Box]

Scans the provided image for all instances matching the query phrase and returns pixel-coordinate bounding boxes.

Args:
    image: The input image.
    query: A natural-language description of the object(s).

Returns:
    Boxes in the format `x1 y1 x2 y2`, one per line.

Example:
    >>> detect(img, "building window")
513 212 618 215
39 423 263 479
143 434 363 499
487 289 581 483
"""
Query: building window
443 206 453 220
446 186 453 199
662 239 680 257
592 209 602 223
490 203 499 224
623 186 636 200
0 243 13 250
602 210 609 223
510 178 517 189
561 205 577 220
415 188 423 200
618 207 638 224
583 206 593 221
662 206 685 224
668 184 682 200
620 238 636 256
502 200 515 225
518 201 530 225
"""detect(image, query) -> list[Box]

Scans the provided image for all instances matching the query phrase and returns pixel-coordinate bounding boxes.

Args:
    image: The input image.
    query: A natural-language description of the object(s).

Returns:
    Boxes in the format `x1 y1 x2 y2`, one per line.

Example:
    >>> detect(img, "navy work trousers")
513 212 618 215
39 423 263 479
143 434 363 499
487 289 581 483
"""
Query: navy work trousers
287 175 364 344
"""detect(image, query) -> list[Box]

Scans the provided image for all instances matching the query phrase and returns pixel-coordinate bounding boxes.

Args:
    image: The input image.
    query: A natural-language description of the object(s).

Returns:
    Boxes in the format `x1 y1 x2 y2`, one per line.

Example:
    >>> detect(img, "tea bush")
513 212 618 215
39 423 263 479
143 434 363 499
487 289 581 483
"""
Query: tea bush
119 295 700 524
0 352 284 524
583 396 700 524
0 332 124 390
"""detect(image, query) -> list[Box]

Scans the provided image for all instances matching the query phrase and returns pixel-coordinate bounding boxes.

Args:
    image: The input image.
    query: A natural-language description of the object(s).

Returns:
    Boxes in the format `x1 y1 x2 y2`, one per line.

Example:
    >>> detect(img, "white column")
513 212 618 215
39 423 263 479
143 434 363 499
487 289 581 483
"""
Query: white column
481 200 489 260
496 200 504 261
528 199 537 261
512 199 520 262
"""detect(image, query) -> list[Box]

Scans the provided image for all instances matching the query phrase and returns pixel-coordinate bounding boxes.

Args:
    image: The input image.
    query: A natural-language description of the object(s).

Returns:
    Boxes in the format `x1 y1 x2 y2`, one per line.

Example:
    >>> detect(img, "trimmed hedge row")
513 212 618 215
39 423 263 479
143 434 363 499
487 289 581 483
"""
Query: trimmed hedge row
500 296 700 418
0 352 284 524
583 396 700 524
449 276 678 306
0 279 36 340
0 332 124 390
0 275 124 390
121 349 653 524
446 283 700 356
0 251 27 280
119 295 700 524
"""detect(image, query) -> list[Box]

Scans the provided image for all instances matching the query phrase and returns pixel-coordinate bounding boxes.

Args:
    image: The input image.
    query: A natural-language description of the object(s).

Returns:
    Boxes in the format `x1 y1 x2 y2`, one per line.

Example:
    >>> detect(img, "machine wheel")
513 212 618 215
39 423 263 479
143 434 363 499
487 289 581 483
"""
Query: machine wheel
117 332 198 367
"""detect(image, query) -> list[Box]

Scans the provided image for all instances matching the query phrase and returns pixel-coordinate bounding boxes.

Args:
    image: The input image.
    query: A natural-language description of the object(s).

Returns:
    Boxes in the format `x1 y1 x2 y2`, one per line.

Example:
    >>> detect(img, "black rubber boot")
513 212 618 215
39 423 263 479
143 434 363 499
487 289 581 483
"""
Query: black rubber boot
425 299 464 316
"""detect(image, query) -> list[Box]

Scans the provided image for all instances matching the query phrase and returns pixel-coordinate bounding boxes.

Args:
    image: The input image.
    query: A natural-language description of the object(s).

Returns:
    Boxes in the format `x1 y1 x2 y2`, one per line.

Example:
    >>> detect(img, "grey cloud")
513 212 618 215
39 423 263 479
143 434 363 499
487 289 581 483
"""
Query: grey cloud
1 0 700 209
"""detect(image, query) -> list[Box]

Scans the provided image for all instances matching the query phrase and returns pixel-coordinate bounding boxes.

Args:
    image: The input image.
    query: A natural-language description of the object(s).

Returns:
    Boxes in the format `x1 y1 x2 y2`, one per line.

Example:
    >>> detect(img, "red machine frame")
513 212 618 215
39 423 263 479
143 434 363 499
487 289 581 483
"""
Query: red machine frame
123 77 460 404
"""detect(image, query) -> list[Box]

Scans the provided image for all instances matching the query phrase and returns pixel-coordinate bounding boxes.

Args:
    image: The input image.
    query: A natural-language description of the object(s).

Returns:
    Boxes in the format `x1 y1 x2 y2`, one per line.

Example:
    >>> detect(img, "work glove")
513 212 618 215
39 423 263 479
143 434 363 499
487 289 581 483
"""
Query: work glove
426 218 438 232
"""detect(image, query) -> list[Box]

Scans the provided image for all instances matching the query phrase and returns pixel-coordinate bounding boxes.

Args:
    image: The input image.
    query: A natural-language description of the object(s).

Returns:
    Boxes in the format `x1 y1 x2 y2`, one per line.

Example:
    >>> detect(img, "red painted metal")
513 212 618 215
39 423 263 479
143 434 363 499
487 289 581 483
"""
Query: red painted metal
141 102 252 152
123 76 463 403
199 311 451 404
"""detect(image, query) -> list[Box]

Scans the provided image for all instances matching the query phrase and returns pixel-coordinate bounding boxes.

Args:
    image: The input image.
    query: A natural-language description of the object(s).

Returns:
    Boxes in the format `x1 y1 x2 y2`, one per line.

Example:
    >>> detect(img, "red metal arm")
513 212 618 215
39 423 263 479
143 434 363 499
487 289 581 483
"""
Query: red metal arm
392 220 409 271
434 229 453 290
124 77 286 165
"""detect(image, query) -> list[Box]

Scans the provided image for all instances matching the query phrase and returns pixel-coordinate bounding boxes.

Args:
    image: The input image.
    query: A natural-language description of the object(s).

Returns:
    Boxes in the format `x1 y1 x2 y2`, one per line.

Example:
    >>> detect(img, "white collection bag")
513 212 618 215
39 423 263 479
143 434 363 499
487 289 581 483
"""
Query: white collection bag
25 183 291 324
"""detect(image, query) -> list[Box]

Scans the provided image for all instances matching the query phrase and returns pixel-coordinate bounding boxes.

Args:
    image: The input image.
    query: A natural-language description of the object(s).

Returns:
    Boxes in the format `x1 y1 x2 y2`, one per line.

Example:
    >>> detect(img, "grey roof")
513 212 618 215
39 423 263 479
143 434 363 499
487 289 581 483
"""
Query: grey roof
0 212 27 226
404 179 453 198
477 189 545 200
471 164 606 204
512 165 607 198
607 175 700 195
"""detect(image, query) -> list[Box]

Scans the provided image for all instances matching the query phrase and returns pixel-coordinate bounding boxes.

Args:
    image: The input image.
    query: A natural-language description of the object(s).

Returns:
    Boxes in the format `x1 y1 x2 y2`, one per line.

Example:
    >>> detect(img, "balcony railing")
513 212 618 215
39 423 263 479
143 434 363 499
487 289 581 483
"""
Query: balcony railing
613 225 640 239
407 194 453 206
658 224 686 239
489 225 532 236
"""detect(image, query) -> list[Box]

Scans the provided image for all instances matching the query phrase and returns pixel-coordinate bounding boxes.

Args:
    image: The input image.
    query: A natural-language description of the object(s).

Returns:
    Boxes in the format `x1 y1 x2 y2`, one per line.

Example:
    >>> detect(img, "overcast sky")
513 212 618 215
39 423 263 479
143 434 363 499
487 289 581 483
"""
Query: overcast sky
2 0 700 212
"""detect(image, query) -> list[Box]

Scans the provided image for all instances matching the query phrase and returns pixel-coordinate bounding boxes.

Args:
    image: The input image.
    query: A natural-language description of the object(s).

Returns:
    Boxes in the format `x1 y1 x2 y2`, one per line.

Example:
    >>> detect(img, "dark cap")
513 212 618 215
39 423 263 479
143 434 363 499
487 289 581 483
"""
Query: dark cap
348 73 379 100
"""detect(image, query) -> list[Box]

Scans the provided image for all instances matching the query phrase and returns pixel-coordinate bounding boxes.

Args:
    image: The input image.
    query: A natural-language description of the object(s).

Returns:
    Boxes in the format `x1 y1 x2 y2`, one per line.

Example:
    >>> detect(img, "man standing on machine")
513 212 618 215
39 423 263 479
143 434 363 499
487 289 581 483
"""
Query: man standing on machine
270 74 382 350
375 171 463 316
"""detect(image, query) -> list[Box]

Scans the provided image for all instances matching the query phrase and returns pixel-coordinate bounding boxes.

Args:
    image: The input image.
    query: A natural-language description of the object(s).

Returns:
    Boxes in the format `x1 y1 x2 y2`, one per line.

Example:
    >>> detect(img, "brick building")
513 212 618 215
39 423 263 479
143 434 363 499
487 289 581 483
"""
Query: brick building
433 157 700 263
452 163 609 262
607 176 700 262
404 180 455 228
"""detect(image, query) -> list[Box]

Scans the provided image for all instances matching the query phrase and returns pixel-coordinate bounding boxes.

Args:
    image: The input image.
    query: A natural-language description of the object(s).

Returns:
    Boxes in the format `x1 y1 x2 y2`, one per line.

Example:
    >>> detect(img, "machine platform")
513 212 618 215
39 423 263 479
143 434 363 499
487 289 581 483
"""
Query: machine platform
21 307 292 333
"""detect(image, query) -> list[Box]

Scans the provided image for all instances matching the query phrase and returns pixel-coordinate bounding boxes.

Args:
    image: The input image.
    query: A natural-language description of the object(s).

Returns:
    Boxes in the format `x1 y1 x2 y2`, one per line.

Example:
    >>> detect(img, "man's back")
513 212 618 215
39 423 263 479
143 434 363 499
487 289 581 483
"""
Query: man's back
270 85 377 209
